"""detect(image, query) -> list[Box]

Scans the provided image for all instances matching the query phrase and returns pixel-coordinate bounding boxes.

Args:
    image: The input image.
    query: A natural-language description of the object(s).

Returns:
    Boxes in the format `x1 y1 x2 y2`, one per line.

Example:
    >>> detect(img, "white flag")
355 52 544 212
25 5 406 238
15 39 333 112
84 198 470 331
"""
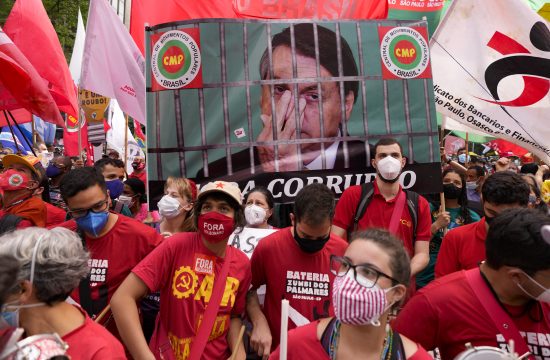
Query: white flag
106 100 145 174
431 0 550 163
69 9 85 84
80 0 145 124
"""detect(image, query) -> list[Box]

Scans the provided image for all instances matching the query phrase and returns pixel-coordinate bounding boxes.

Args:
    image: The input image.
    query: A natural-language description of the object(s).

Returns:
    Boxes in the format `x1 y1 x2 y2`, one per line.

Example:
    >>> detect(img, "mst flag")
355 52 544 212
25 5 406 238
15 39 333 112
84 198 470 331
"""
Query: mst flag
81 0 146 124
0 28 63 126
4 0 79 119
431 0 550 163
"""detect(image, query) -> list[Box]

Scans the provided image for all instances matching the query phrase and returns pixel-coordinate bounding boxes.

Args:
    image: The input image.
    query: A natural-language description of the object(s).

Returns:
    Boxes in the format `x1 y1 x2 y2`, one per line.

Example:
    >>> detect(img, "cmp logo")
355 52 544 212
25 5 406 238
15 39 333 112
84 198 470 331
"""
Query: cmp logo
151 29 202 91
380 26 431 80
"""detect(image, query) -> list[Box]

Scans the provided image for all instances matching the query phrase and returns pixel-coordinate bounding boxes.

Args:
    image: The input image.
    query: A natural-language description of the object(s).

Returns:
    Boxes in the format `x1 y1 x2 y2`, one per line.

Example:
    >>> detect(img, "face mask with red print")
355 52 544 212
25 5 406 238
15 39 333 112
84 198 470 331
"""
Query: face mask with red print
198 212 235 243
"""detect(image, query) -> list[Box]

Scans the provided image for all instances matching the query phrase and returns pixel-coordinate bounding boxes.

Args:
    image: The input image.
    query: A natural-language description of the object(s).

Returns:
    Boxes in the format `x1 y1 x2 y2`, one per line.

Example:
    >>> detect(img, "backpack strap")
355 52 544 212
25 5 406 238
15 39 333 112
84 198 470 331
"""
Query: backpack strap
351 182 375 234
404 190 419 245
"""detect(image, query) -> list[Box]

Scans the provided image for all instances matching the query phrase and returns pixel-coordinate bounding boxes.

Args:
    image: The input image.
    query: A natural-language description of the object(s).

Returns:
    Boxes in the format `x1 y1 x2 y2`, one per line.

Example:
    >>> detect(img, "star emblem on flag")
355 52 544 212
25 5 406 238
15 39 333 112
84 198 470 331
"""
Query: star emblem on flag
216 182 224 189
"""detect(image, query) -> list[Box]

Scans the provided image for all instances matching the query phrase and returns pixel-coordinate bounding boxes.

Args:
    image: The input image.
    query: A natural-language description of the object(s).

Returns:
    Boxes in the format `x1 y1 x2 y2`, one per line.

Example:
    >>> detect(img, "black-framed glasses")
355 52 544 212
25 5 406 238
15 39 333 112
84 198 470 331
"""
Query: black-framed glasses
330 255 399 288
67 197 109 219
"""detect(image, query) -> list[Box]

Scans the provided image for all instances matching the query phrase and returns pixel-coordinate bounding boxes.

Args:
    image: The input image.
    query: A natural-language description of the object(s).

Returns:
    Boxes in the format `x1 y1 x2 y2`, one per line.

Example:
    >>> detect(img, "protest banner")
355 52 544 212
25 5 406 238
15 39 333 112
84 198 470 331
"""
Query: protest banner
146 19 441 206
227 227 277 259
431 0 550 164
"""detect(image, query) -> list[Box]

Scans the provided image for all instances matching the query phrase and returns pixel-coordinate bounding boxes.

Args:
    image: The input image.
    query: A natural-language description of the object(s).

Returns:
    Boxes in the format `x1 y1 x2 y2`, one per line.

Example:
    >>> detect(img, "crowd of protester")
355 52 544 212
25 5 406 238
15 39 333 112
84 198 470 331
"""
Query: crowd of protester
0 137 549 360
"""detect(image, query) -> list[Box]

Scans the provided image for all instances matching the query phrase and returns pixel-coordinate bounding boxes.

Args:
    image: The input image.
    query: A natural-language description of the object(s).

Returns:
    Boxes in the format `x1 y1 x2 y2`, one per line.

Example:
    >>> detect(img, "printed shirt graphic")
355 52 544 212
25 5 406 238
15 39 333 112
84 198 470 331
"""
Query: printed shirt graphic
72 215 160 320
133 232 251 360
250 227 347 350
394 271 550 360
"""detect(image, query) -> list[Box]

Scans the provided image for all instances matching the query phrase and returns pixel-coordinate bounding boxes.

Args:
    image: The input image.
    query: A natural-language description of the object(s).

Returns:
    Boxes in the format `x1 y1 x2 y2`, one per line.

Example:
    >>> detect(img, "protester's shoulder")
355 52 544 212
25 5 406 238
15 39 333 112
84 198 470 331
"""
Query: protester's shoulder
328 232 348 250
256 227 291 249
340 184 363 198
417 270 470 301
445 219 480 238
117 214 161 237
229 244 251 266
415 193 431 208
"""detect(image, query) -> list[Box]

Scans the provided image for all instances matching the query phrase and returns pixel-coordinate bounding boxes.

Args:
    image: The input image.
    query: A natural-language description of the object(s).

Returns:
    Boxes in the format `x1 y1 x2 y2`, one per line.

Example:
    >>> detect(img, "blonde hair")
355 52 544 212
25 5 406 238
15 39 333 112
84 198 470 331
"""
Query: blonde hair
164 176 196 232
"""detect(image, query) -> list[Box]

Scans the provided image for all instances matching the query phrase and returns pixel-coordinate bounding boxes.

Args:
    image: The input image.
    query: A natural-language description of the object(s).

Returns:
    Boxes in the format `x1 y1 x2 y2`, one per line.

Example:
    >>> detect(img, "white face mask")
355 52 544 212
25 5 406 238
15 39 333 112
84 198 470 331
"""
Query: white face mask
117 195 134 208
157 195 182 219
518 271 550 303
466 181 478 190
245 204 267 226
376 156 402 182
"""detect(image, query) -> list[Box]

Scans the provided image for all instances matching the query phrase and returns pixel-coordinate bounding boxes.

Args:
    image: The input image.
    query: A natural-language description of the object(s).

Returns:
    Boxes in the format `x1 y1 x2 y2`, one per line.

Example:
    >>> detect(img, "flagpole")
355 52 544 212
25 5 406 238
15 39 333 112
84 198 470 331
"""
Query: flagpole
77 89 83 161
3 110 21 154
31 115 35 148
124 114 129 169
465 132 469 164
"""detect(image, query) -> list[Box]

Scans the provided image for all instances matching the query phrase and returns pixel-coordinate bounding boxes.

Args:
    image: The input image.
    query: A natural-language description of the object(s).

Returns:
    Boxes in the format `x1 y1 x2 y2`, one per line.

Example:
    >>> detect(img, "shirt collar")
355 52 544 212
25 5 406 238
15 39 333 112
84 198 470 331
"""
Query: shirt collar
305 131 340 170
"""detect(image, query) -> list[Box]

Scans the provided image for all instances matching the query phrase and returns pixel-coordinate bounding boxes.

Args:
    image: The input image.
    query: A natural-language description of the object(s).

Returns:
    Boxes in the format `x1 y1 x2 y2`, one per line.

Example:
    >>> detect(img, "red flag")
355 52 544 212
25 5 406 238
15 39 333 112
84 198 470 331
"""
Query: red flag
0 28 64 126
130 0 388 54
63 114 87 157
488 139 529 157
4 0 79 119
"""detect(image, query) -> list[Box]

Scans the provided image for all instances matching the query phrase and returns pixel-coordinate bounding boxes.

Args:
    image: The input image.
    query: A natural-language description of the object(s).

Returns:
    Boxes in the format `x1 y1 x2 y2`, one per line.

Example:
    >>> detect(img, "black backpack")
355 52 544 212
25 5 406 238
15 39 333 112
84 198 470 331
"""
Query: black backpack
350 182 420 243
0 214 23 235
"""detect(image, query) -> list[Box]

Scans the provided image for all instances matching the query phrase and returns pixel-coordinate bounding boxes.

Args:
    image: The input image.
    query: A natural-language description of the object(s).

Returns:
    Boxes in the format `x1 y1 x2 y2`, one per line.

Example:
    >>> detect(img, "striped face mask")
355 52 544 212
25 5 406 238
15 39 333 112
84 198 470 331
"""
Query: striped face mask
332 271 395 327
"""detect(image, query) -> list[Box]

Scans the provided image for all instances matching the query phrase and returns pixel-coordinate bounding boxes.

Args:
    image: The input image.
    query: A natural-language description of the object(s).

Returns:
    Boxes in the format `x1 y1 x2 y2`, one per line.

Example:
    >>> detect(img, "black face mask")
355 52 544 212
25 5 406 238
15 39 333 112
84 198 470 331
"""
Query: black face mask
484 215 495 226
293 224 330 253
131 162 139 170
443 183 462 199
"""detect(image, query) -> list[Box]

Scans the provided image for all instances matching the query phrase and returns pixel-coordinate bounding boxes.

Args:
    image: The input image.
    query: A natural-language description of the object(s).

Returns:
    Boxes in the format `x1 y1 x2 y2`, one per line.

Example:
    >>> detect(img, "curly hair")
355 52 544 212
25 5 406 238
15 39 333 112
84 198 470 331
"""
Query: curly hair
0 227 90 305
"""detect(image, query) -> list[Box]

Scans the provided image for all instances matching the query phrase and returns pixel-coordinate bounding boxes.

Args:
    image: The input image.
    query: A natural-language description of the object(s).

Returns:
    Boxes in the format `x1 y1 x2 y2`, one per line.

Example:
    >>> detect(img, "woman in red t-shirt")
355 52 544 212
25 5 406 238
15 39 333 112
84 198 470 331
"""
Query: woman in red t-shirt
270 228 432 360
0 227 126 359
111 181 251 360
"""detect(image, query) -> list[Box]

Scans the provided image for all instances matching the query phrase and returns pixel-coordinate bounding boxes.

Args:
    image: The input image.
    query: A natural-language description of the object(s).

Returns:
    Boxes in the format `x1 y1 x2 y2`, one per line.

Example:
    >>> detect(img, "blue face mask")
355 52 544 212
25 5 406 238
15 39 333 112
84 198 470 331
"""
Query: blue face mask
76 211 110 237
105 179 124 200
458 154 470 163
46 164 62 178
0 307 19 328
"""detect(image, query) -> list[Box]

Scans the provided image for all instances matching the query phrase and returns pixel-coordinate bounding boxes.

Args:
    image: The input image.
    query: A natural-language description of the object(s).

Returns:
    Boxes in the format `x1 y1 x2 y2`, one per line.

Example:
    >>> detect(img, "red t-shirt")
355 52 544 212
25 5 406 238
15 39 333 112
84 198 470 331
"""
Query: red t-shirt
133 232 251 360
269 320 432 360
434 218 487 278
129 171 147 187
63 306 126 359
394 270 550 360
333 181 431 256
251 227 348 350
44 201 67 227
71 215 160 321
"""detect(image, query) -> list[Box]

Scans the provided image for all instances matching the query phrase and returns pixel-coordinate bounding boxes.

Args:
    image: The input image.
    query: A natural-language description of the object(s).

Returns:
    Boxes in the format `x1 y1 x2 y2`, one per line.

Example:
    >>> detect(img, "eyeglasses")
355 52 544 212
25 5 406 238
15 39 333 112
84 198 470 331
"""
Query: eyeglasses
67 197 109 219
330 255 398 288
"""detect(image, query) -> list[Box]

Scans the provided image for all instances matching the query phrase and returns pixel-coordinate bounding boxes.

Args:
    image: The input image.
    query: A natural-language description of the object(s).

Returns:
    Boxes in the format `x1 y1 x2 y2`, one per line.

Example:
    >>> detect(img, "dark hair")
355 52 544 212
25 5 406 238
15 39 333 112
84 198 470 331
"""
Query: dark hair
55 155 73 170
60 167 107 202
293 183 335 225
193 192 245 232
260 23 358 103
373 138 404 158
124 178 146 204
94 158 125 172
244 186 274 210
457 147 466 154
467 165 485 178
520 163 539 175
481 171 530 206
522 175 549 214
0 254 19 306
442 169 473 225
485 208 550 274
350 228 411 287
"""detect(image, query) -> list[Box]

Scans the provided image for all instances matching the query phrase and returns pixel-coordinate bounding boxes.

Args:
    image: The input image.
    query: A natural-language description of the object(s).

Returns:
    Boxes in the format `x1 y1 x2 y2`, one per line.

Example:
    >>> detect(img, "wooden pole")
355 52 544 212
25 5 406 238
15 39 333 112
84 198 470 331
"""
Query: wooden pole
77 89 83 161
465 132 470 165
228 325 246 360
124 114 129 170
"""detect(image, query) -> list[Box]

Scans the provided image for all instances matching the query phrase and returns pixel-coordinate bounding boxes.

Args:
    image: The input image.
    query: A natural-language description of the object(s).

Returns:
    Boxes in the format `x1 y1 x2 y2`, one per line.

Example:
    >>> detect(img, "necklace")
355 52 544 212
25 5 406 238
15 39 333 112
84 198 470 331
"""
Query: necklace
329 319 393 360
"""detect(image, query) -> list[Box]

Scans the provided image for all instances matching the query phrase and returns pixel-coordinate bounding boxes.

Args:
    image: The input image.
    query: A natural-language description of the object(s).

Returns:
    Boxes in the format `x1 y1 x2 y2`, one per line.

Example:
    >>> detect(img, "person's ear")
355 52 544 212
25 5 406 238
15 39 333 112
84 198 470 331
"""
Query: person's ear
265 208 273 221
290 213 295 227
344 92 355 119
388 284 407 305
18 280 34 303
182 202 193 212
33 186 44 197
401 156 406 168
371 158 377 168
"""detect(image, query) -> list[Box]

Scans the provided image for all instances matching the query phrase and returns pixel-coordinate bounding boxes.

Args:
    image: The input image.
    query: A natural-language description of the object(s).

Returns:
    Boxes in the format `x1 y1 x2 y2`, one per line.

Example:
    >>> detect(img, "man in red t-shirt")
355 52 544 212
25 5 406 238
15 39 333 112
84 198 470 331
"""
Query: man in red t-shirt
395 208 550 360
247 183 348 358
129 157 147 187
435 171 529 278
332 138 431 279
0 154 47 230
60 167 161 331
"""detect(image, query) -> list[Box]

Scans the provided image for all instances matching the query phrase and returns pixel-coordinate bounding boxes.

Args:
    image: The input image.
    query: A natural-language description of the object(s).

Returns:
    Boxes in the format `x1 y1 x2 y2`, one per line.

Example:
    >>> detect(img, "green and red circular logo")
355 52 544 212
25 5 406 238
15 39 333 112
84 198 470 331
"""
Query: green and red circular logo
151 30 201 89
380 27 429 79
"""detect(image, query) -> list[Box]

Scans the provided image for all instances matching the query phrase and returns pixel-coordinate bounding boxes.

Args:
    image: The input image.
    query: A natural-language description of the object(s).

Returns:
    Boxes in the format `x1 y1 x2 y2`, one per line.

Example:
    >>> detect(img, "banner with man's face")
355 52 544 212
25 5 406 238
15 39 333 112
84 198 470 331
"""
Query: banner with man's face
146 20 441 205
